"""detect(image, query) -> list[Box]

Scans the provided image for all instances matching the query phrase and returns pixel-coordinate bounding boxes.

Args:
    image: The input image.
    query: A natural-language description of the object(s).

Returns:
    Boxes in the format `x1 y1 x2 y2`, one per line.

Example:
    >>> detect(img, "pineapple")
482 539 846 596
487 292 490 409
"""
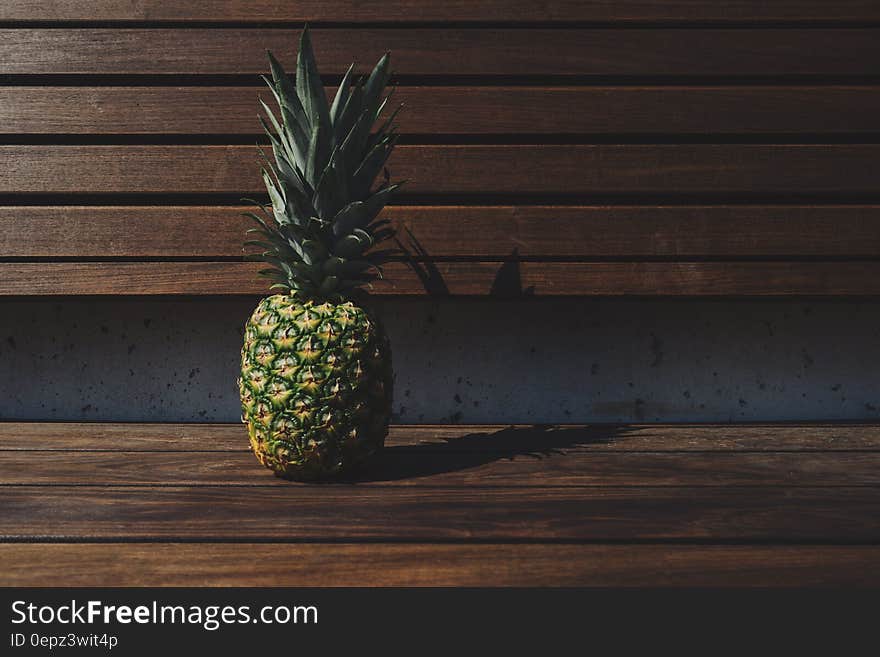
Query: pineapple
239 28 400 480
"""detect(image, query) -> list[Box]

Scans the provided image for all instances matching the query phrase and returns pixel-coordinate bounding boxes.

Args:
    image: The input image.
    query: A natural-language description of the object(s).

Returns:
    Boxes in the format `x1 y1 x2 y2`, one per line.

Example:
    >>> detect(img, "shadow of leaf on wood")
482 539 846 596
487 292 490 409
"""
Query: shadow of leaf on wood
396 227 534 296
396 227 449 295
347 424 632 483
488 250 535 297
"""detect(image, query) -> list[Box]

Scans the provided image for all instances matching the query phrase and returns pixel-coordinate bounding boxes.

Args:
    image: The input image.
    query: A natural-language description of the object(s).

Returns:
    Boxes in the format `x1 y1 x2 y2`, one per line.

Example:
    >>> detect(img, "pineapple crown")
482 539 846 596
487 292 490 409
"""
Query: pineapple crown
244 27 401 300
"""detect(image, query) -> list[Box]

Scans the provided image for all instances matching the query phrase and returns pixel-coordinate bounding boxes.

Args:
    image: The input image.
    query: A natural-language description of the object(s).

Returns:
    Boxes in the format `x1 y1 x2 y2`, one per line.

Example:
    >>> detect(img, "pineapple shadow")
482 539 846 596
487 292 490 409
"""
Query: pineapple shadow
488 249 535 297
397 228 534 296
347 424 633 483
396 227 449 295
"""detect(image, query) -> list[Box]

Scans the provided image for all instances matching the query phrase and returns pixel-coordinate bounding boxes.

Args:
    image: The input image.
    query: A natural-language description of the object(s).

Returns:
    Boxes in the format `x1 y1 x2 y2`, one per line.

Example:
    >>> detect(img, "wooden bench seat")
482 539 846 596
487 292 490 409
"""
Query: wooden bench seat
1 422 878 586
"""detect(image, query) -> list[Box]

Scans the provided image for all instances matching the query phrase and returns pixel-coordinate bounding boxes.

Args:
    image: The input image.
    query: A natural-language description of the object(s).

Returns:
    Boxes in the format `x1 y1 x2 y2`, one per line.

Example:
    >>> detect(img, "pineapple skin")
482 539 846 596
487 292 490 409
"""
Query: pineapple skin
239 295 392 481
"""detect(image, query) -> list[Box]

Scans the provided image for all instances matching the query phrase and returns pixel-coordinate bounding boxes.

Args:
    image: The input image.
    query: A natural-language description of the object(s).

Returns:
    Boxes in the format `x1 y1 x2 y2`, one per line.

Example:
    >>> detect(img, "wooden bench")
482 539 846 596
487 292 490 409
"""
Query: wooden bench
1 1 879 586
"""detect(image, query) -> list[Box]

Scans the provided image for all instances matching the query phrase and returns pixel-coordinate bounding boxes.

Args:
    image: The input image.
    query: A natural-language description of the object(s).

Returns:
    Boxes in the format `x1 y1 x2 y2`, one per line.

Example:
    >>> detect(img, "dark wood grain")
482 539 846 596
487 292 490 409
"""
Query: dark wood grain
0 262 264 295
2 486 877 540
1 207 253 258
2 449 878 487
2 29 878 76
4 145 880 195
3 86 880 135
3 423 879 452
3 261 880 296
5 205 880 258
3 1 878 23
1 543 878 587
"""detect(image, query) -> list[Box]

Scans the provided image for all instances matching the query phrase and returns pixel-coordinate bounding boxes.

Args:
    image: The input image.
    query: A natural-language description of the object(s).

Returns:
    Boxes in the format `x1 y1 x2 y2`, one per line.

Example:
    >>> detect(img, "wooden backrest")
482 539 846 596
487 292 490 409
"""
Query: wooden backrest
1 2 879 296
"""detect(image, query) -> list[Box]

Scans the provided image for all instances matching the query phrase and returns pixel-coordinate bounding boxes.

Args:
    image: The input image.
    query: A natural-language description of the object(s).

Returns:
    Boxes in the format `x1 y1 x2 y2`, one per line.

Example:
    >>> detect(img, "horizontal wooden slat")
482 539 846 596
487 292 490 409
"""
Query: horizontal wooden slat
1 29 878 76
2 544 877 587
3 1 879 23
3 450 878 487
2 261 880 296
4 145 880 195
3 86 880 135
2 486 877 540
4 205 880 258
3 423 878 452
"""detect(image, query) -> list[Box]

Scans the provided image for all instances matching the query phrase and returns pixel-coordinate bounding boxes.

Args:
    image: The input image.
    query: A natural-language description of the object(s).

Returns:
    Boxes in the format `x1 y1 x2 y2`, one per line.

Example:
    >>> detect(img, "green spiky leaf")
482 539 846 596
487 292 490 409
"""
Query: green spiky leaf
296 28 331 144
330 63 355 128
247 28 401 299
